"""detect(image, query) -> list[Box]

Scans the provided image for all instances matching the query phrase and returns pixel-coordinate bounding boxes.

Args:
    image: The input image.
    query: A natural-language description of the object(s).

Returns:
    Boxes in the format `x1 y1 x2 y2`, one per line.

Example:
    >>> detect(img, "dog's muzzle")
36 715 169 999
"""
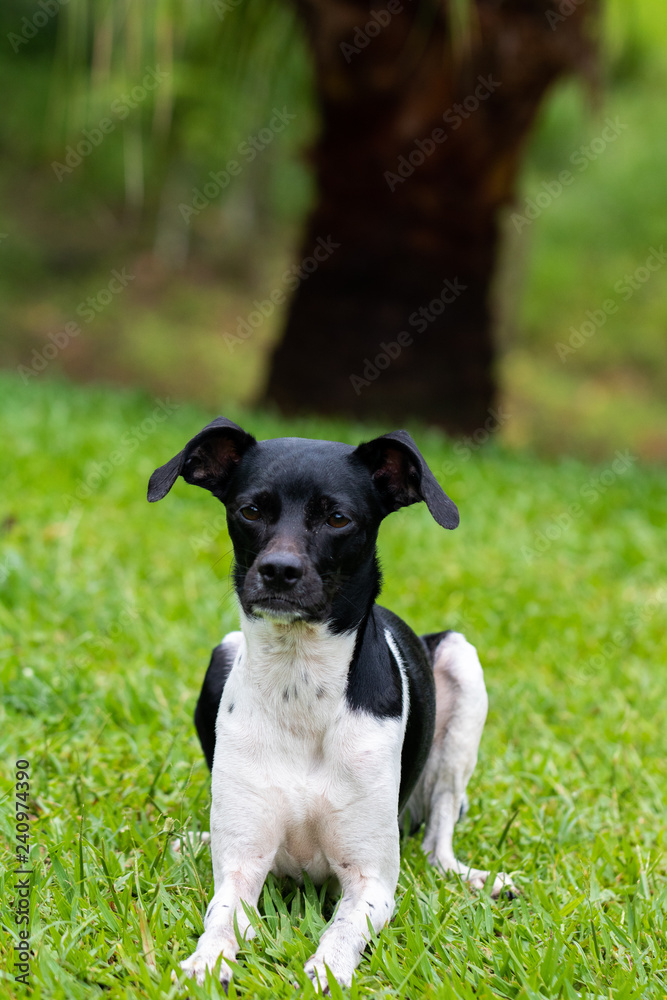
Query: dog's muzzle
241 548 326 621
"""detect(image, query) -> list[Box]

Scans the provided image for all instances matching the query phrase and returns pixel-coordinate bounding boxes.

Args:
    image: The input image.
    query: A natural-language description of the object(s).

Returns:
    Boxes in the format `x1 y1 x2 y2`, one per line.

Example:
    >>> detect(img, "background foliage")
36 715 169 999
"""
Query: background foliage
0 0 666 459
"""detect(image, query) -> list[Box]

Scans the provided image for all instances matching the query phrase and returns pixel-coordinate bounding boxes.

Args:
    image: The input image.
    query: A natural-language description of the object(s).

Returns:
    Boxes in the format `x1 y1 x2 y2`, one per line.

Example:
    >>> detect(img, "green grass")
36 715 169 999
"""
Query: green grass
1 374 666 999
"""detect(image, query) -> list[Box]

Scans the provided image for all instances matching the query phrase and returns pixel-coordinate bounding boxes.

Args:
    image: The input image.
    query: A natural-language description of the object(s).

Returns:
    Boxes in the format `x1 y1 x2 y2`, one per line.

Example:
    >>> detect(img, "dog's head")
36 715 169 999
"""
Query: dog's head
148 418 458 630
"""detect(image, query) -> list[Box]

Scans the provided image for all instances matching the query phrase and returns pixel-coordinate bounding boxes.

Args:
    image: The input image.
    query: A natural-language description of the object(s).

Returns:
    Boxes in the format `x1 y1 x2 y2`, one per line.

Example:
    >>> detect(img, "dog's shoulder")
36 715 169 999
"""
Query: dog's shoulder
344 606 405 720
372 606 437 810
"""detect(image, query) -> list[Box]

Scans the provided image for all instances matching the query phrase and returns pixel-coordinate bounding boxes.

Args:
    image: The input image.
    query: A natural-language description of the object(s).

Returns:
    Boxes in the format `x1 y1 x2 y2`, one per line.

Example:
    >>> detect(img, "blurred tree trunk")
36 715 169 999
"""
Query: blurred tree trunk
263 0 597 433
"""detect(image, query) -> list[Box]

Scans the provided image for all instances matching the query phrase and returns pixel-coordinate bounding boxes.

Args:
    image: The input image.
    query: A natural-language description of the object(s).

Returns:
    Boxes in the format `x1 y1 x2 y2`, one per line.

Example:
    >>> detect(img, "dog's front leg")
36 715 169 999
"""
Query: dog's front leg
304 872 396 993
179 847 274 988
181 788 276 989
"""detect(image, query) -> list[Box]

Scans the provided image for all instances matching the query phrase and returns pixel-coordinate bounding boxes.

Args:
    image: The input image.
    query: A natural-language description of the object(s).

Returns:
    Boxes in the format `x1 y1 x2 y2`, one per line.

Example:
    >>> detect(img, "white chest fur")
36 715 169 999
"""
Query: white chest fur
210 613 405 884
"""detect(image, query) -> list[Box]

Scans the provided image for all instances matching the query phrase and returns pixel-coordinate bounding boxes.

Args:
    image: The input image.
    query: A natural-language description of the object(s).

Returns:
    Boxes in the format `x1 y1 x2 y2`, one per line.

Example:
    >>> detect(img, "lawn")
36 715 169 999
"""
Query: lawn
1 374 666 999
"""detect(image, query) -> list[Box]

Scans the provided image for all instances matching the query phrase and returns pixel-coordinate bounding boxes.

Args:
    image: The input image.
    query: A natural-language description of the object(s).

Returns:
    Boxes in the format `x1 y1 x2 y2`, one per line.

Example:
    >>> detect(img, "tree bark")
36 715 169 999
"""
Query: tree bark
263 0 596 433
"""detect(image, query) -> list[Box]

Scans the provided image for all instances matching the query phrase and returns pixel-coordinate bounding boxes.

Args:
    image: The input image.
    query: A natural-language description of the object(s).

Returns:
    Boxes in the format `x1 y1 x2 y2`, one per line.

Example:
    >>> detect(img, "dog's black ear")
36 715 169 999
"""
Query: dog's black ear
353 429 459 529
147 417 257 502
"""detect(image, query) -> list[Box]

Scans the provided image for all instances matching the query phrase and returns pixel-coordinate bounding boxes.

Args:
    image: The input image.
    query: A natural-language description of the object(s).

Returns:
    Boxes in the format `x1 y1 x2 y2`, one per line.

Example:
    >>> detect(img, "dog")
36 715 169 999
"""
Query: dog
148 418 514 992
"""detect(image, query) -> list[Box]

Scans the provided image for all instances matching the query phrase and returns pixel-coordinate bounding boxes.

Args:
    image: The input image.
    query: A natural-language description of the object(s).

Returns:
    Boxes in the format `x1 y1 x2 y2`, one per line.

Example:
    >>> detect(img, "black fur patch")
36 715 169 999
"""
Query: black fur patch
345 608 403 719
194 641 237 770
377 608 438 810
344 607 439 810
420 630 452 659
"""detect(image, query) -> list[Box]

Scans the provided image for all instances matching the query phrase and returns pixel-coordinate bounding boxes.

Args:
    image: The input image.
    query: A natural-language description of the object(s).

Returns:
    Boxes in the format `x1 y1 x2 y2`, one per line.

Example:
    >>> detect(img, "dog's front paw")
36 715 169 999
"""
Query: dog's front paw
174 943 234 991
304 950 356 993
304 957 331 995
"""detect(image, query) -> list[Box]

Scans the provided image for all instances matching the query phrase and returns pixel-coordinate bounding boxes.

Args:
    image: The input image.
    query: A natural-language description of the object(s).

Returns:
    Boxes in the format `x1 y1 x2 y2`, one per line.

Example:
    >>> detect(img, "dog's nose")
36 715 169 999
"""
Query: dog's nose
258 552 304 590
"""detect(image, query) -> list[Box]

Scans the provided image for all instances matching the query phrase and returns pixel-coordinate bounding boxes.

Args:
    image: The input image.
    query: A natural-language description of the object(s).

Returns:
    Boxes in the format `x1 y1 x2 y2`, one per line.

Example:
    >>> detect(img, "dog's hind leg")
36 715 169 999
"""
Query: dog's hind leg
404 631 515 898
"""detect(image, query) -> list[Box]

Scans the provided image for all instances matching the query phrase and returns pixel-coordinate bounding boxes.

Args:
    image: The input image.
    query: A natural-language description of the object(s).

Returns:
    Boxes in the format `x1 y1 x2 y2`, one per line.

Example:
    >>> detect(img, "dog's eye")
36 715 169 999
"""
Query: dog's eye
327 513 350 528
240 505 261 521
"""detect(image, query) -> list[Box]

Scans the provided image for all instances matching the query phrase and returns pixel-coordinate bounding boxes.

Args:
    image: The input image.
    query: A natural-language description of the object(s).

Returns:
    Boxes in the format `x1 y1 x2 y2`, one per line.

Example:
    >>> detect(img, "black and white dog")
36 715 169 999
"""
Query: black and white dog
148 418 514 992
